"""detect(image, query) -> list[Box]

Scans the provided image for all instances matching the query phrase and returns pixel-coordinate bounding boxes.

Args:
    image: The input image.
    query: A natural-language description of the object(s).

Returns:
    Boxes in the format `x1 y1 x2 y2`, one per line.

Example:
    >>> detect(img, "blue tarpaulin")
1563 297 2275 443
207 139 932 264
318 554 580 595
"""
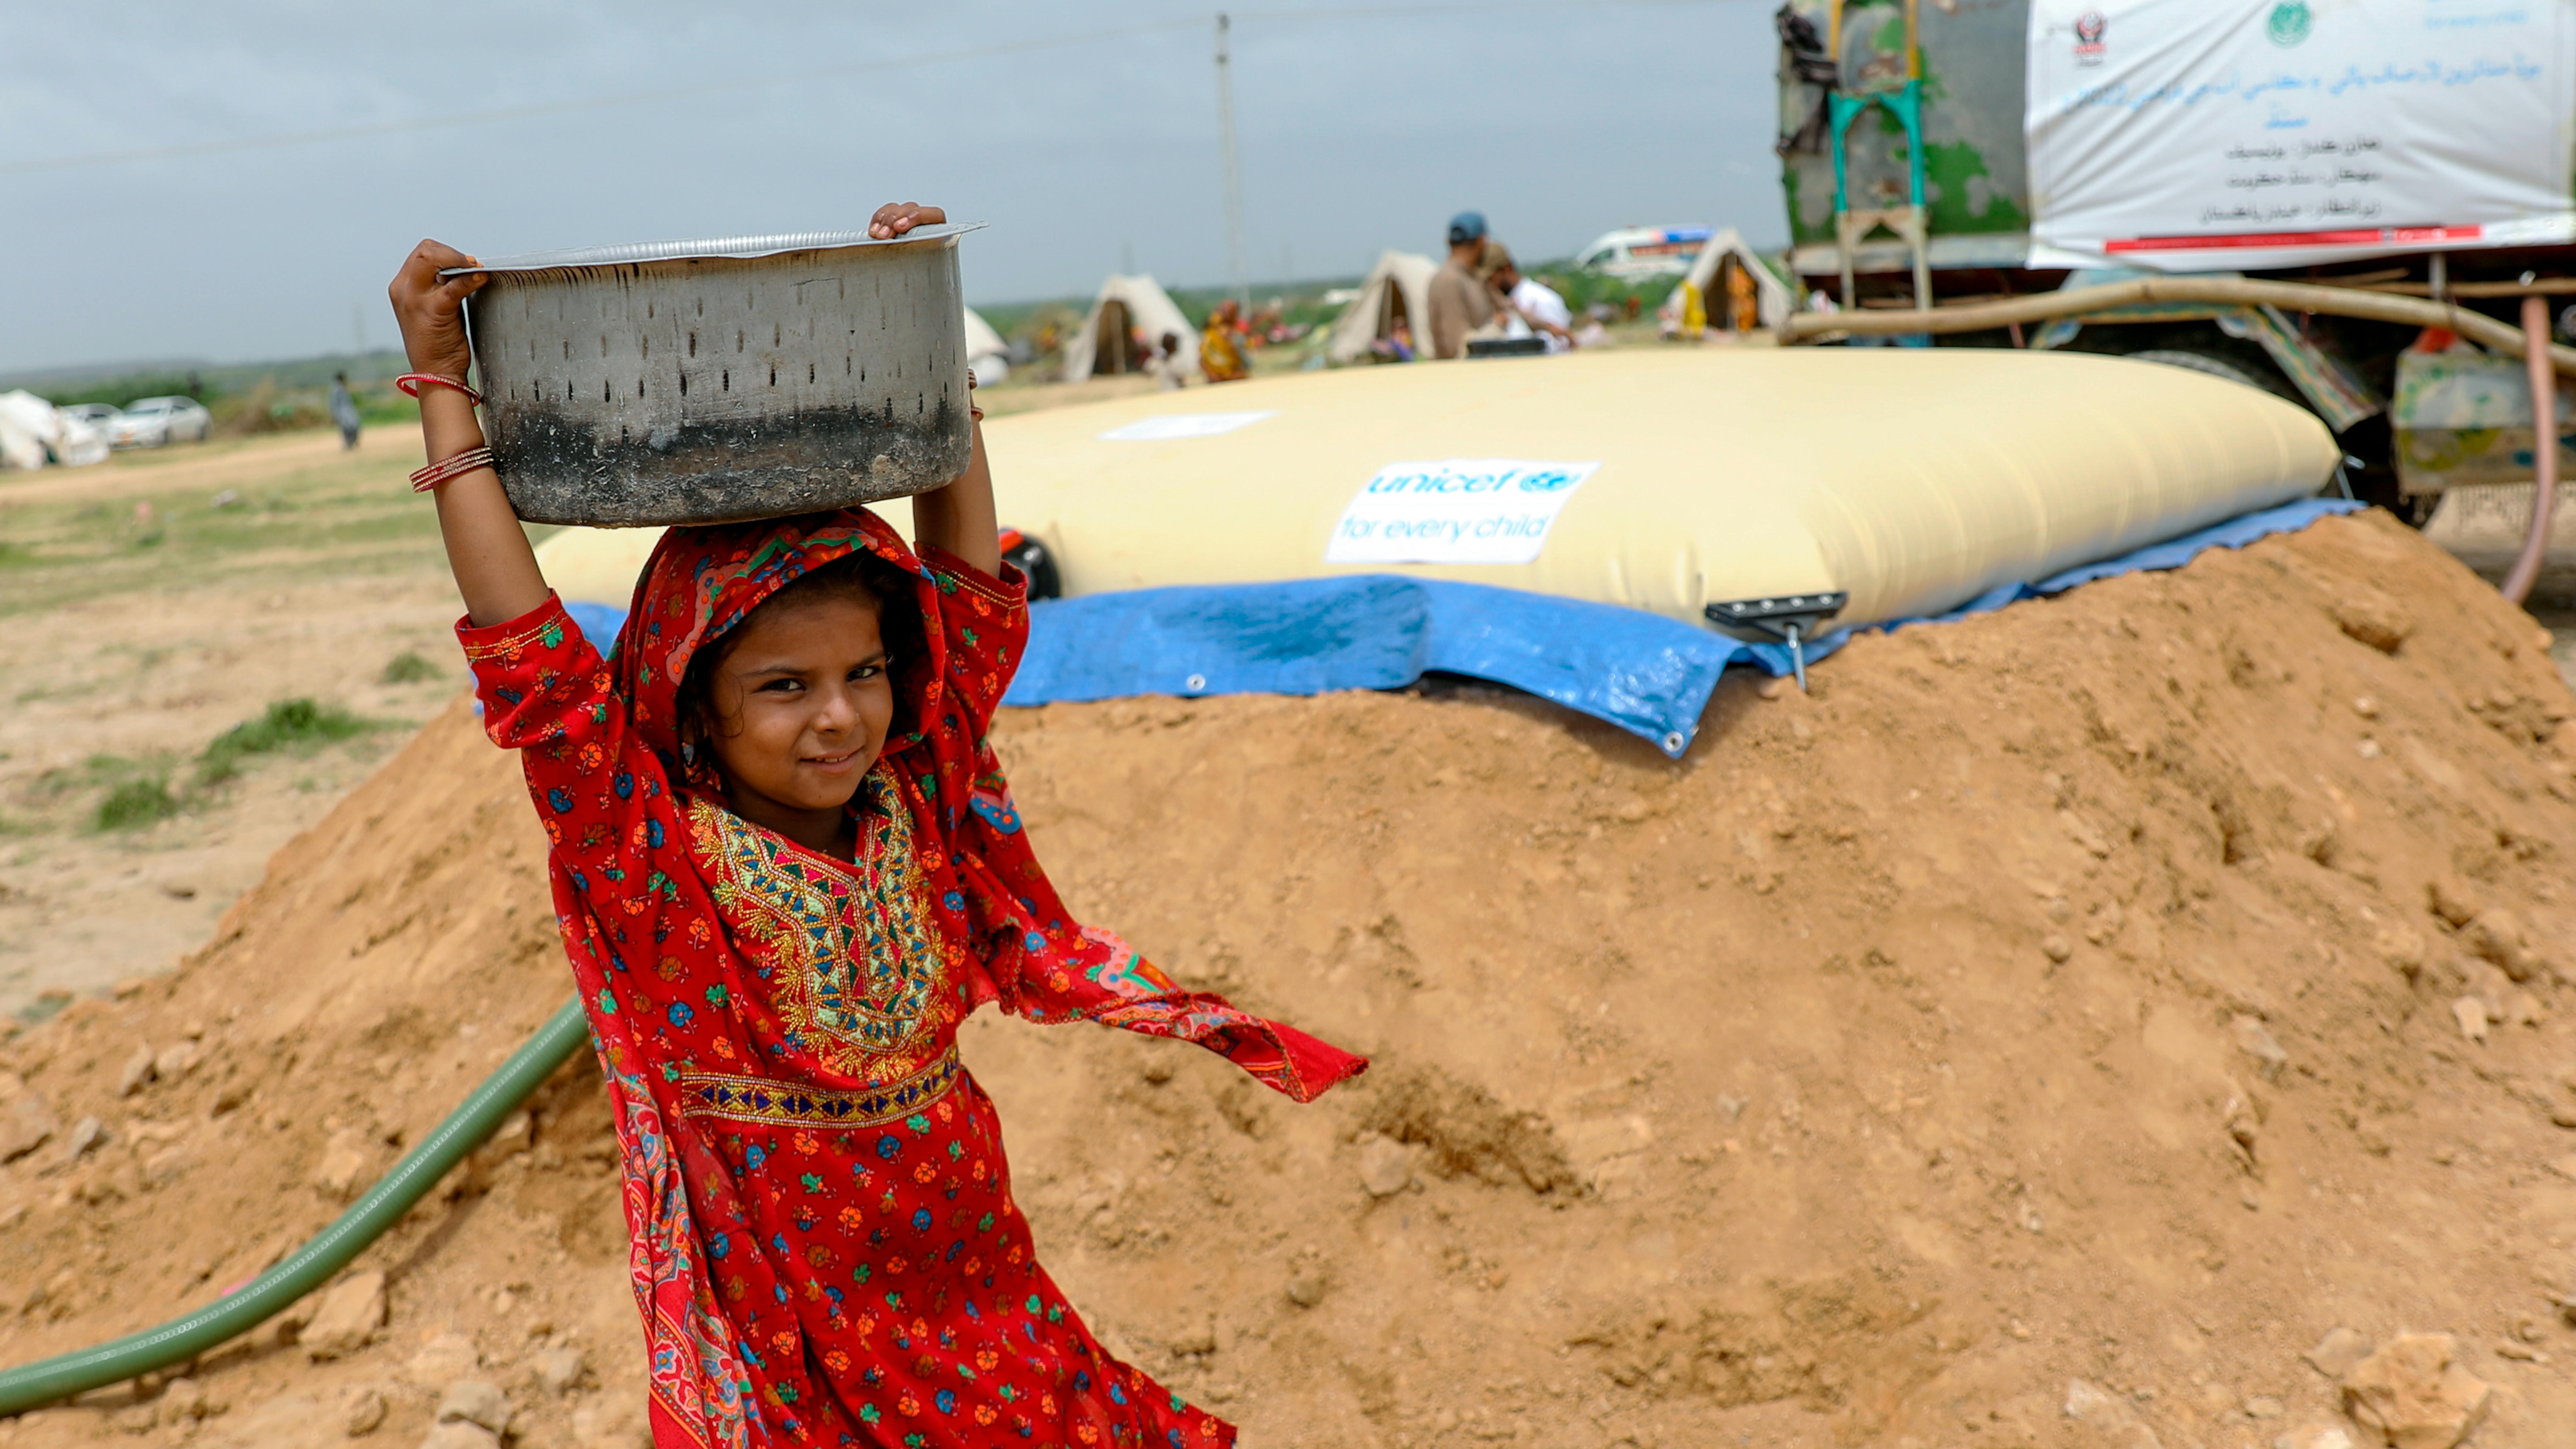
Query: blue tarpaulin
553 497 2364 758
1000 497 2362 756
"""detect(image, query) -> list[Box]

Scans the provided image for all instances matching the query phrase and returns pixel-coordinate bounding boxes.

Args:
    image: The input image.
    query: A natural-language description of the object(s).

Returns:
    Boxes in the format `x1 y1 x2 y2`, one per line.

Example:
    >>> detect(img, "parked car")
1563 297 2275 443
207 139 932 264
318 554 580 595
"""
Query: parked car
1570 225 1713 279
108 396 211 448
60 402 122 431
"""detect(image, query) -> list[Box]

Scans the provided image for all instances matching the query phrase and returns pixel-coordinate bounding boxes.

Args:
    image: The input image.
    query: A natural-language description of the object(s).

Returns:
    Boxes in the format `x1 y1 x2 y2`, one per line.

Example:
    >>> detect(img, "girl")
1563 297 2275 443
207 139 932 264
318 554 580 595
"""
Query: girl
388 202 1364 1449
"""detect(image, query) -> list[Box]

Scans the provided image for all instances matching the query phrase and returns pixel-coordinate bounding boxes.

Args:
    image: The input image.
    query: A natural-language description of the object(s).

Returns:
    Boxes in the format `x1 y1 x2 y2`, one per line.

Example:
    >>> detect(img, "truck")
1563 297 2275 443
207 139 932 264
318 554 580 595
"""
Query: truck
1774 0 2576 525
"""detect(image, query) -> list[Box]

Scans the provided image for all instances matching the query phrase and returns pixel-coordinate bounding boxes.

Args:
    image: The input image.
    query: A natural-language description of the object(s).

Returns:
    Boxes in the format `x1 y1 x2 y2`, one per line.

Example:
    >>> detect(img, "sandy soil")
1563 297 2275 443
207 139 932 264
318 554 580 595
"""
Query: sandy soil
0 510 2567 1448
0 432 466 1017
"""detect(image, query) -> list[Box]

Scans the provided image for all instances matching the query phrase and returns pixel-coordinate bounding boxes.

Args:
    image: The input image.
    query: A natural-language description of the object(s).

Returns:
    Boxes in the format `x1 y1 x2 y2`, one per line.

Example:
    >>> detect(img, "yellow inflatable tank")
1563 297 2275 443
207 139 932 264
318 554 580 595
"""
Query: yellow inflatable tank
538 347 2337 631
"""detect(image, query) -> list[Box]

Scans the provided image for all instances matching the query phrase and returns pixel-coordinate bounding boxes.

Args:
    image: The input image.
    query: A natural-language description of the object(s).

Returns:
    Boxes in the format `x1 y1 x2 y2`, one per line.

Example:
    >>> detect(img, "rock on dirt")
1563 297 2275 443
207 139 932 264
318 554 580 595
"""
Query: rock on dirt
2064 1378 2162 1448
343 1386 388 1436
416 1424 498 1449
2275 1425 2357 1449
1354 1134 1413 1197
312 1128 371 1200
157 1378 211 1422
2231 1014 2289 1080
300 1269 386 1360
435 1379 510 1433
115 1044 153 1096
0 1074 58 1161
2306 1325 2372 1379
2340 1333 2490 1449
2332 591 2415 653
60 1115 104 1163
532 1345 589 1397
2452 997 2491 1042
2461 908 2545 982
402 1332 481 1387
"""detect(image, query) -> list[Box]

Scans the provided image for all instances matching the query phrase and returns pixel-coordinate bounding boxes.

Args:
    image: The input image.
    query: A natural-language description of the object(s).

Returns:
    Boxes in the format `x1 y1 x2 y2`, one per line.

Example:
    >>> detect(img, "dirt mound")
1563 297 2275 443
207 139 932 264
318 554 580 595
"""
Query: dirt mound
0 511 2572 1449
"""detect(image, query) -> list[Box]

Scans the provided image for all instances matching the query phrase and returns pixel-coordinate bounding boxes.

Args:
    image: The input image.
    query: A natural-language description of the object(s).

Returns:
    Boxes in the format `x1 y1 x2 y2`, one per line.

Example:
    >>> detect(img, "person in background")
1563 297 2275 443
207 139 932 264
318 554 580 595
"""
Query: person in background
1152 330 1189 390
1484 245 1574 353
1200 299 1250 383
329 372 362 451
1425 211 1497 359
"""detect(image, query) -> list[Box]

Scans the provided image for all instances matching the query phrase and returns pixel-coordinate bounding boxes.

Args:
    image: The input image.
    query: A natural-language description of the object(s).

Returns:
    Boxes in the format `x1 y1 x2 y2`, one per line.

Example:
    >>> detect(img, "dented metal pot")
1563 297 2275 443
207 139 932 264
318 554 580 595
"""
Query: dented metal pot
453 226 980 527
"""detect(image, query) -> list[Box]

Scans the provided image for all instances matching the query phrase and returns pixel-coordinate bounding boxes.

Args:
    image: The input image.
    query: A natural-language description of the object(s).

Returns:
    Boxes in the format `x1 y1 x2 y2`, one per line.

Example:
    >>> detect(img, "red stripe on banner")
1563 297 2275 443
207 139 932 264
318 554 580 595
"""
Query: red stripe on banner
2104 225 2487 253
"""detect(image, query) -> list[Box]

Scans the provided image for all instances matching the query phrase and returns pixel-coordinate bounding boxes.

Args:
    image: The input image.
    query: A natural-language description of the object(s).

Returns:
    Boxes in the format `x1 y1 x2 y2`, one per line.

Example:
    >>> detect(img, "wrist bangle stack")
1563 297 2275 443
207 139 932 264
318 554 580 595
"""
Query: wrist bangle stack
410 445 495 494
397 372 485 406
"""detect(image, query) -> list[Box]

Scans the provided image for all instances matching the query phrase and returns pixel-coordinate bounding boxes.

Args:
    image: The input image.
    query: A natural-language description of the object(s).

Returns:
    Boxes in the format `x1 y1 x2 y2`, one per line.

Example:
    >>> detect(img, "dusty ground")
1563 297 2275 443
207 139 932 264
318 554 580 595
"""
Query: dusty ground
0 431 468 1016
0 504 2565 1448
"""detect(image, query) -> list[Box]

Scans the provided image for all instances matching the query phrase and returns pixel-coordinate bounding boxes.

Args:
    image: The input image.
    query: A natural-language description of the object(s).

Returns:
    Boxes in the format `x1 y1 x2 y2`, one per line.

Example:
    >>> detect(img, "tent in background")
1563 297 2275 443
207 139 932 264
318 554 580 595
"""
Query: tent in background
964 307 1013 385
1657 229 1794 335
0 392 48 471
1058 275 1198 382
1324 251 1439 364
0 391 108 469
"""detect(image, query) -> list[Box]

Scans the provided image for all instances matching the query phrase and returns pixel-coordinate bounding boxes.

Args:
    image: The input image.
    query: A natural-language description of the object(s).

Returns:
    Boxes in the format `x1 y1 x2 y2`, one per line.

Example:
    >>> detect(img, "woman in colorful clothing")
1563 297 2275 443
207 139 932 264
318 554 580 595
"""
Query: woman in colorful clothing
1196 301 1249 385
387 202 1364 1449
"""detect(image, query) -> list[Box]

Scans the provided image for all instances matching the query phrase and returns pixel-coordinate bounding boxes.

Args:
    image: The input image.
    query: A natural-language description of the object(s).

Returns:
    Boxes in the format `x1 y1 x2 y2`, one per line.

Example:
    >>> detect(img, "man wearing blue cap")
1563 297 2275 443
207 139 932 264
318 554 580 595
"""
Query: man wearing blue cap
1425 210 1499 359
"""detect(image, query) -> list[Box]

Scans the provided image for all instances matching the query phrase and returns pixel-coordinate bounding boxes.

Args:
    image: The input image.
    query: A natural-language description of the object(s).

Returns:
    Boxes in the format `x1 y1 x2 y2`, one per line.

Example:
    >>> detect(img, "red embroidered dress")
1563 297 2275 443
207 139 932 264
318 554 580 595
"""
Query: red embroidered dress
458 510 1364 1449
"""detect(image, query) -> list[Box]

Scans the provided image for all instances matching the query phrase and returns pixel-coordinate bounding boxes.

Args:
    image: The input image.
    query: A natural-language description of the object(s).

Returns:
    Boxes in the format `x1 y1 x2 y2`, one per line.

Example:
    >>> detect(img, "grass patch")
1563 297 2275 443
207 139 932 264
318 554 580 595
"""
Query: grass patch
96 776 178 830
379 651 441 684
197 697 380 785
14 990 72 1026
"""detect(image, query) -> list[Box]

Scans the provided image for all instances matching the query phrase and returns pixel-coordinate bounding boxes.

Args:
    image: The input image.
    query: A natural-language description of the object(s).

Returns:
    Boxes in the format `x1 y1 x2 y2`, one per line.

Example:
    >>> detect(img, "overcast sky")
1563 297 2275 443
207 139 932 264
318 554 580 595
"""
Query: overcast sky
2 0 1783 375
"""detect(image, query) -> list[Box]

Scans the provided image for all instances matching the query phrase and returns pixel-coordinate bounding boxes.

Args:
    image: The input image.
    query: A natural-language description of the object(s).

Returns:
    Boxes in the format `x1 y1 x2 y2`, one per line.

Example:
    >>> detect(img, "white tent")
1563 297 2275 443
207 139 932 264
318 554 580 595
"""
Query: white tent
1058 275 1198 383
963 307 1012 385
0 390 106 469
0 392 46 471
1324 251 1439 364
1657 229 1795 334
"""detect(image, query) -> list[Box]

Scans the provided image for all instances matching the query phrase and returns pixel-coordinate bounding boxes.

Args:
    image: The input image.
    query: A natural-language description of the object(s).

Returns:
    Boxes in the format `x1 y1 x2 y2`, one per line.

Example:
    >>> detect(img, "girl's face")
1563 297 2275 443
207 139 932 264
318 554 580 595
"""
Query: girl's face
699 592 895 836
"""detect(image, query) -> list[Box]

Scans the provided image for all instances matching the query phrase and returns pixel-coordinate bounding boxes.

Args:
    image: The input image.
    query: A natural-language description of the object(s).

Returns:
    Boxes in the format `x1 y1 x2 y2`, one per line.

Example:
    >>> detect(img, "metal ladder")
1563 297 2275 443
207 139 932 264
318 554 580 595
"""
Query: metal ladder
1826 0 1933 314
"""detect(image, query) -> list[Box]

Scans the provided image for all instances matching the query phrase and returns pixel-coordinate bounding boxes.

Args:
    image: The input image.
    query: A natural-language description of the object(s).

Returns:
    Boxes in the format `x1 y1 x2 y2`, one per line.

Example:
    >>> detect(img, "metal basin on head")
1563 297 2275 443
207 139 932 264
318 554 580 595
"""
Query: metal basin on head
452 225 980 527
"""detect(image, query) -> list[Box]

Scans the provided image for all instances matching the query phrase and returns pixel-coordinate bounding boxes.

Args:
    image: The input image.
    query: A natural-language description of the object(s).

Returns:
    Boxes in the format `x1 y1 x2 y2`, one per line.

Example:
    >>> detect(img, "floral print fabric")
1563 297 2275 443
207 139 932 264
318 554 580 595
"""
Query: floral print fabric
458 509 1364 1448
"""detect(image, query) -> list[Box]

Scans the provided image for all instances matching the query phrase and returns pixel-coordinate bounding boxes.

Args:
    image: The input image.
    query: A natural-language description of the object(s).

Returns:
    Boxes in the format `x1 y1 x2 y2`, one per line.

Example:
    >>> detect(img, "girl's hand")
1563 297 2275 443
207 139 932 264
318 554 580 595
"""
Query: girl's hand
389 240 489 381
869 202 947 239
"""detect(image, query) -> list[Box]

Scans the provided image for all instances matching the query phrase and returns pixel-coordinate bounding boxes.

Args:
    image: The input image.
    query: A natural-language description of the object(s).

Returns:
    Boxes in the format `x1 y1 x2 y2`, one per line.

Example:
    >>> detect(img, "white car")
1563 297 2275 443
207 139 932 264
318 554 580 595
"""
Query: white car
61 402 122 431
108 396 212 448
1571 225 1713 279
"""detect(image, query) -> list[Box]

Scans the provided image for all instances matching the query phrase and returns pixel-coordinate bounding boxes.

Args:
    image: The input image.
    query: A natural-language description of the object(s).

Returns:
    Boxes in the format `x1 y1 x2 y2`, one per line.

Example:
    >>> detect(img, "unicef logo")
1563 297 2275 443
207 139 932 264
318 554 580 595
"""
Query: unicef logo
2266 1 2312 46
1516 470 1579 493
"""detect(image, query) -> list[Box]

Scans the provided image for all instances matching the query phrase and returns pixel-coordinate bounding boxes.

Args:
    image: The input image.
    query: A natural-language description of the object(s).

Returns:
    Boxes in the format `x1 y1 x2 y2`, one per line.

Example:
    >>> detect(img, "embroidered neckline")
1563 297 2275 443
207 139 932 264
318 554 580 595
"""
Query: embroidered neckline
687 766 960 1076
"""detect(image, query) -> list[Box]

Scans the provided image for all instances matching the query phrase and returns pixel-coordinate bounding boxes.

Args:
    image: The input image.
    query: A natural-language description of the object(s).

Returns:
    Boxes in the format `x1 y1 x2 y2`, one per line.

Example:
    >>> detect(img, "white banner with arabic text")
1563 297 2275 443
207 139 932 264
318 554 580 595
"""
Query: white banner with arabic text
2027 0 2576 271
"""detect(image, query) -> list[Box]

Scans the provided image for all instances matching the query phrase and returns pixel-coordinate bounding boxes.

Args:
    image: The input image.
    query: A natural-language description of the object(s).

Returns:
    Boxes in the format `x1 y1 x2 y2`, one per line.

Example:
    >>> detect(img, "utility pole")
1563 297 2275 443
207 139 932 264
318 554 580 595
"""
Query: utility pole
1214 12 1247 308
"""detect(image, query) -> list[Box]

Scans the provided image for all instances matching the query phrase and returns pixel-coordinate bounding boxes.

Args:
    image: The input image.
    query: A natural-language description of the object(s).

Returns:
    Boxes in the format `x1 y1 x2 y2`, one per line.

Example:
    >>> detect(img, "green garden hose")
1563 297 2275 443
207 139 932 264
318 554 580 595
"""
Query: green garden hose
0 997 591 1416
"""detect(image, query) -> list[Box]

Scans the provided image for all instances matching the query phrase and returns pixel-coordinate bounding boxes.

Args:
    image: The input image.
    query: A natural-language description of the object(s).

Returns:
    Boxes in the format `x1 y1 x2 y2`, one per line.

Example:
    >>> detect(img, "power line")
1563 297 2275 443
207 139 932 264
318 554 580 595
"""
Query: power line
0 0 1742 177
1215 13 1248 308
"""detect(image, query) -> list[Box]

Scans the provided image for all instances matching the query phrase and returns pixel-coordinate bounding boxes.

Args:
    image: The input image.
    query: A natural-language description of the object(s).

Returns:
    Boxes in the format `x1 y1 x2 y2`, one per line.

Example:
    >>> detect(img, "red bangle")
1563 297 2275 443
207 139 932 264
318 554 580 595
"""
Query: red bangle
410 445 495 493
397 372 484 406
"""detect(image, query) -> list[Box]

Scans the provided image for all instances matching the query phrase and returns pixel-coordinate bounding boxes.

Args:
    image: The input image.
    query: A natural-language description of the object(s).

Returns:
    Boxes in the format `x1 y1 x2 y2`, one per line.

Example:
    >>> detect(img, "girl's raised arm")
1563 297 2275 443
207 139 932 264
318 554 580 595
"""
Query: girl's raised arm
388 240 550 628
867 202 1004 579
